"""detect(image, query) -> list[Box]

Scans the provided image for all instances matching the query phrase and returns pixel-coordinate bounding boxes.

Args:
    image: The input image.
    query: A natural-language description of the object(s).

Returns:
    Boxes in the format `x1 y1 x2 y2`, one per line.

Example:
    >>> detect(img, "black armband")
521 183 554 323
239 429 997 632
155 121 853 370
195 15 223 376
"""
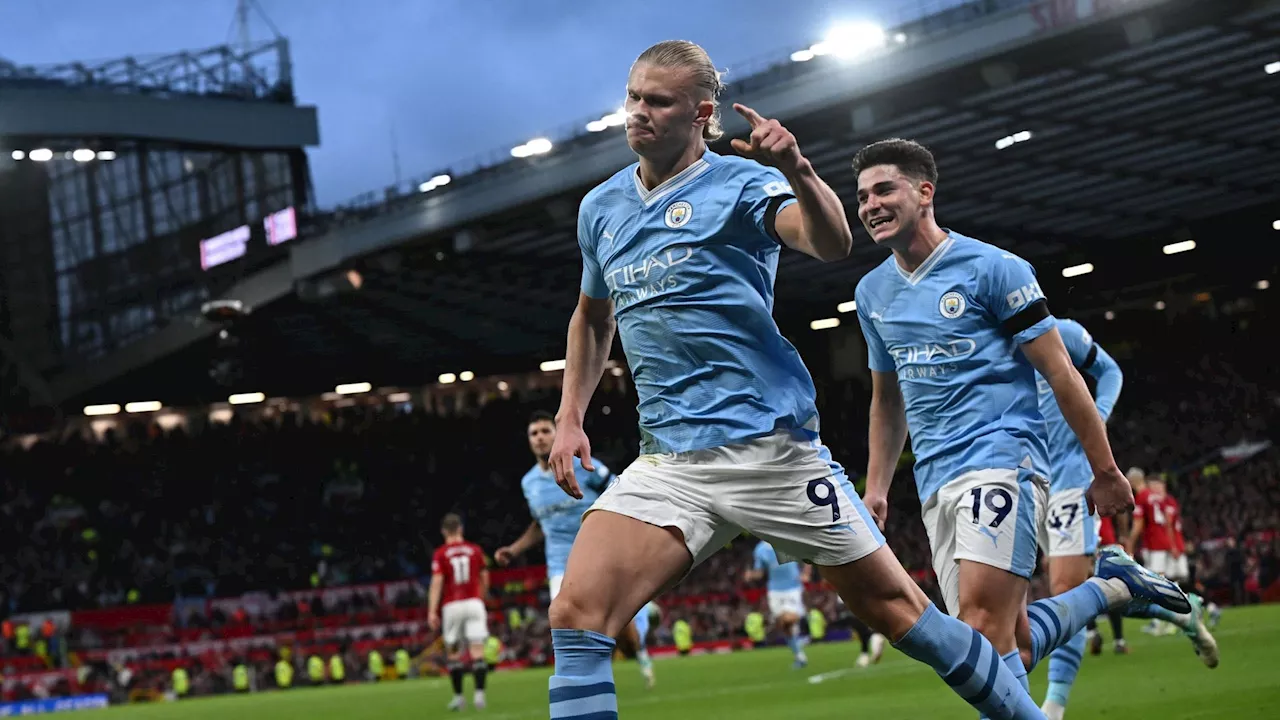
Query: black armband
1001 298 1050 336
764 194 795 245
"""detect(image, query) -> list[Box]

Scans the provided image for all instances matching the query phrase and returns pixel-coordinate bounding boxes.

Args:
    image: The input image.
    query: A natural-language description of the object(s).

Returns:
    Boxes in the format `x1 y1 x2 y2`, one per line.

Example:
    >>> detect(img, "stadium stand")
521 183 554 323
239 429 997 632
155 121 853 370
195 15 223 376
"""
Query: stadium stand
2 298 1276 702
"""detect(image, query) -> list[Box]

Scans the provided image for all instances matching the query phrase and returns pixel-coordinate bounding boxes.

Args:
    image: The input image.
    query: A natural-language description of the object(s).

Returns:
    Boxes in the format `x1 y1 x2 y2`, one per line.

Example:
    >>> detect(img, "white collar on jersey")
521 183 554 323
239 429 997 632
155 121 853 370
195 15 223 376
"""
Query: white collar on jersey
894 233 956 286
632 153 713 207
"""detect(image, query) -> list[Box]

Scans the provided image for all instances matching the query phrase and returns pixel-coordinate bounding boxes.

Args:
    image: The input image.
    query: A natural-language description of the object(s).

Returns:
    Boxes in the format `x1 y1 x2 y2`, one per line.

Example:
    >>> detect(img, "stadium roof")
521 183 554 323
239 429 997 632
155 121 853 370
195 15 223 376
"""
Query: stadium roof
57 0 1280 409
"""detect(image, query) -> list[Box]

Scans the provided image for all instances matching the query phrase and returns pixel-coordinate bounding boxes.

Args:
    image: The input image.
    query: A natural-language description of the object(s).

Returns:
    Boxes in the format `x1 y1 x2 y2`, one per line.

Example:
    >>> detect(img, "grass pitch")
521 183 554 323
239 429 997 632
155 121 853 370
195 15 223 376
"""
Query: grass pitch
106 604 1279 719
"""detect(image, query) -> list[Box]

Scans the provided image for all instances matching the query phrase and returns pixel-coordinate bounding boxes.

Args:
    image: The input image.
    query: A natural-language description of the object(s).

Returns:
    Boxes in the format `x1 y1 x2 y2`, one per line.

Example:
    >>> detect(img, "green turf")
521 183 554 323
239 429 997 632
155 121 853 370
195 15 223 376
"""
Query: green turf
107 605 1280 719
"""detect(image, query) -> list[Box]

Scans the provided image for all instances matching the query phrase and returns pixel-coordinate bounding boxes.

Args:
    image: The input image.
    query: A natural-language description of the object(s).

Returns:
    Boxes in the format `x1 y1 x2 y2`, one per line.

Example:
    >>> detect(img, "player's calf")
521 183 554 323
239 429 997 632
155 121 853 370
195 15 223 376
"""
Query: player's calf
957 560 1033 693
548 510 691 720
1040 555 1095 716
470 655 488 710
821 547 1046 718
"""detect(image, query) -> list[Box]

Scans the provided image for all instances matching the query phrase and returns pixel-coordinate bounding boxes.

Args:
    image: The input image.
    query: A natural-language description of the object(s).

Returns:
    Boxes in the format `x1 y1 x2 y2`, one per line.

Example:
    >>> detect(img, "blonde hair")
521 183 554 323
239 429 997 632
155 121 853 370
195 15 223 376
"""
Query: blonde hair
633 40 725 141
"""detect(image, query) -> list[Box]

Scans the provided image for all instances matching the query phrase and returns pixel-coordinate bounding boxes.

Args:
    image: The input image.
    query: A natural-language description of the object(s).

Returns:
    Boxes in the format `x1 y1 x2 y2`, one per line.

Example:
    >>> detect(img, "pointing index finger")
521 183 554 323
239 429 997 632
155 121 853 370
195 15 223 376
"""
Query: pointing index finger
733 103 765 128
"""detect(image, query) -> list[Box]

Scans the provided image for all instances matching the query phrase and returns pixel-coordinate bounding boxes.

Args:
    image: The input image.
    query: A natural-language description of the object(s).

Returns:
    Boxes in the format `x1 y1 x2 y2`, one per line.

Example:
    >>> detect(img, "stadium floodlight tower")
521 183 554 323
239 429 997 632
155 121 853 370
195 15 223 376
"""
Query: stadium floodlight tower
0 33 319 419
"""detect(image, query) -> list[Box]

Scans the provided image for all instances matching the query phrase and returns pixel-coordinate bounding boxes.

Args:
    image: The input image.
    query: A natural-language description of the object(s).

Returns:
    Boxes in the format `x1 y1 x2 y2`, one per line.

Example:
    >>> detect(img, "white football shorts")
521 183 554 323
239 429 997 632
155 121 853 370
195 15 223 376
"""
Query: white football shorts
767 589 806 620
588 429 885 569
441 598 488 647
1043 487 1100 558
1143 550 1187 580
921 467 1048 615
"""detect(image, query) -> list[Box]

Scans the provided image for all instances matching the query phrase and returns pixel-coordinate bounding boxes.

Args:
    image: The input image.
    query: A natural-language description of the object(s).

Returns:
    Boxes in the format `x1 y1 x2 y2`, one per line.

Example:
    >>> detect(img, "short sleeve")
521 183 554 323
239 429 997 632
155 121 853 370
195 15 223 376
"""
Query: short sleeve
577 202 609 299
737 163 798 245
855 285 895 373
430 551 442 575
981 252 1054 345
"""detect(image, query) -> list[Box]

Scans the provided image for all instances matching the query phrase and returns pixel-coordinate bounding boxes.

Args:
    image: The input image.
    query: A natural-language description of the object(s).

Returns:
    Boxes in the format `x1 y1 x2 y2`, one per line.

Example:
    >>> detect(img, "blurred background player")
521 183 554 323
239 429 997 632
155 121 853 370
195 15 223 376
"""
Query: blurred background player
428 514 491 712
1129 474 1174 635
494 411 655 687
852 138 1194 713
744 539 811 668
1034 317 1123 719
1126 474 1218 662
1162 490 1221 627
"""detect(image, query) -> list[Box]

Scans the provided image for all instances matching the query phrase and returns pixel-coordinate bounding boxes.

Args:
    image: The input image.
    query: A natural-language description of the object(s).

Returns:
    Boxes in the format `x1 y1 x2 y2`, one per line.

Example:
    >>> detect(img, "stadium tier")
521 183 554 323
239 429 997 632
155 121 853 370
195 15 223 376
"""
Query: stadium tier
2 0 1279 716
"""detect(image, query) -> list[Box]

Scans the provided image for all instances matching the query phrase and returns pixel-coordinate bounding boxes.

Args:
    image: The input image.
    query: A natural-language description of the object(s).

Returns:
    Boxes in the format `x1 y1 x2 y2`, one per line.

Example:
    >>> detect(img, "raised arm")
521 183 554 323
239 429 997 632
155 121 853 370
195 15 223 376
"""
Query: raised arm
730 103 852 262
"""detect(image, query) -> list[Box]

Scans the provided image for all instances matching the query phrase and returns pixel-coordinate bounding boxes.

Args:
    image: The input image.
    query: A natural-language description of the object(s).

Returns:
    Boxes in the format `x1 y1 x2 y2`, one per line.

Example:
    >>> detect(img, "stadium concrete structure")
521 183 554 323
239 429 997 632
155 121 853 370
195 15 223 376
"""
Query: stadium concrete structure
8 0 1280 414
0 39 318 424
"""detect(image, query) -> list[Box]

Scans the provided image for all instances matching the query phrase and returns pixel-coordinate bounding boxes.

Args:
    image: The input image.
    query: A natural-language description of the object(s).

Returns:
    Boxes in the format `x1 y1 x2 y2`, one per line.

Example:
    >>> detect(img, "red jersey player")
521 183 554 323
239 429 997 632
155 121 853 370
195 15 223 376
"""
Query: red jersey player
428 513 490 711
1129 476 1177 577
1162 493 1189 583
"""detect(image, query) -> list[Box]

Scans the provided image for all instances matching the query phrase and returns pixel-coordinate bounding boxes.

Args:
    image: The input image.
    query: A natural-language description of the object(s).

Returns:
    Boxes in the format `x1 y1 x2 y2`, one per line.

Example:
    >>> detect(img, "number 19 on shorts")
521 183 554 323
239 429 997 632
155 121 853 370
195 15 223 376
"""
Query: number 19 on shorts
970 487 1012 528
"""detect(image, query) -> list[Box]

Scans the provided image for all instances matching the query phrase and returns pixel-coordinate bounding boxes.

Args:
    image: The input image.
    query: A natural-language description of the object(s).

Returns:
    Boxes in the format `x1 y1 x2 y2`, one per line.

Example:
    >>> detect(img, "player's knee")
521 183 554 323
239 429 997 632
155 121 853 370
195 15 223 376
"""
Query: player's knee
1050 575 1078 596
957 606 1013 650
1049 557 1091 595
548 589 607 633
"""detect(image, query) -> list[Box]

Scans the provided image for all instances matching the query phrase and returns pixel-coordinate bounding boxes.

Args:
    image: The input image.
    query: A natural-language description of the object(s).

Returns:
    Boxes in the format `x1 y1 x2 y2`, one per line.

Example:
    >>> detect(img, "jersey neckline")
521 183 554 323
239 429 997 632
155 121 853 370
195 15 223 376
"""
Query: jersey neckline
631 150 718 207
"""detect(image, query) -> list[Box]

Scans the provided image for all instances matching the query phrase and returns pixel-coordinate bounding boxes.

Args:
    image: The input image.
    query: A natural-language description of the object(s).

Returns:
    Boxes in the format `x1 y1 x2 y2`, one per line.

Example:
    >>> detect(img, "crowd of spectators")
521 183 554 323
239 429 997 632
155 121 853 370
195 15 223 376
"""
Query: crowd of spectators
1 303 1275 700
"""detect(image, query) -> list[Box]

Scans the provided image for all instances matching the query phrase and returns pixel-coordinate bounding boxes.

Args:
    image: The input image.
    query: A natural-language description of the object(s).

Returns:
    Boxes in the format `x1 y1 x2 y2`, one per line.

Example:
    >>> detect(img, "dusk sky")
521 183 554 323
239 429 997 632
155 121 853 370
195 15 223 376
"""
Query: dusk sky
0 0 967 208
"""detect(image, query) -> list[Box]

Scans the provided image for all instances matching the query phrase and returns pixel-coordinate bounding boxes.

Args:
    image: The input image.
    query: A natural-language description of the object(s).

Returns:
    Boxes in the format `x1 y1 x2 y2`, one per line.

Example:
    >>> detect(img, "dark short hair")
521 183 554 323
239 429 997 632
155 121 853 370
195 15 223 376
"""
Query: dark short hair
852 138 938 185
528 410 555 427
440 513 463 534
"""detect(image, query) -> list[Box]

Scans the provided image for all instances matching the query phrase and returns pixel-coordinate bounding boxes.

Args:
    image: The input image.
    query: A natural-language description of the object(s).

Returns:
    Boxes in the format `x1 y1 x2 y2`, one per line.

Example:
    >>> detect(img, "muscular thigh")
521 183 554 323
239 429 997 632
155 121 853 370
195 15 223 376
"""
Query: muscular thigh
553 509 692 637
817 545 931 642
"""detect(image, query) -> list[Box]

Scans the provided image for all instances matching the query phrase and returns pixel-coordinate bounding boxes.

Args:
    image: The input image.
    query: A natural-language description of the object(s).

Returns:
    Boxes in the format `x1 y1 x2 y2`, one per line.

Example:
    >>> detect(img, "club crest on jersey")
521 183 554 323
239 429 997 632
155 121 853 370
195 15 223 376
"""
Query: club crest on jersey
664 201 693 229
939 291 966 319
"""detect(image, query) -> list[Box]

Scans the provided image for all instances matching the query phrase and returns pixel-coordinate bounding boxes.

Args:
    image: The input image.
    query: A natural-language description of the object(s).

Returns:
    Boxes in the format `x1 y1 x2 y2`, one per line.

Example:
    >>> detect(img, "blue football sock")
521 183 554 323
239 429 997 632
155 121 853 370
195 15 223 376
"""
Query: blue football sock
1002 650 1030 694
1027 581 1108 670
636 648 652 672
894 604 1045 719
1044 630 1085 708
549 629 617 720
786 624 803 657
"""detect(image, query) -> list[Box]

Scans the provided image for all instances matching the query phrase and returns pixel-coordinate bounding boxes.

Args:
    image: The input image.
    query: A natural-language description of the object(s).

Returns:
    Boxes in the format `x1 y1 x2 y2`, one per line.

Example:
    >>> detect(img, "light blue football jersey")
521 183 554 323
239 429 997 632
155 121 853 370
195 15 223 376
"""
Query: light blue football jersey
855 231 1055 502
577 150 818 455
520 456 613 577
1036 318 1123 492
753 540 803 592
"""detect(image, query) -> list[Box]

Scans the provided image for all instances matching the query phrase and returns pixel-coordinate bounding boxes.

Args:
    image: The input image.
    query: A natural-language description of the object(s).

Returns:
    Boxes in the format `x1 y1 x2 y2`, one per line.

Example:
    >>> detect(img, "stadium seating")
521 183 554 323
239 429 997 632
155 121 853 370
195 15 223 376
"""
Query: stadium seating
2 307 1276 700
